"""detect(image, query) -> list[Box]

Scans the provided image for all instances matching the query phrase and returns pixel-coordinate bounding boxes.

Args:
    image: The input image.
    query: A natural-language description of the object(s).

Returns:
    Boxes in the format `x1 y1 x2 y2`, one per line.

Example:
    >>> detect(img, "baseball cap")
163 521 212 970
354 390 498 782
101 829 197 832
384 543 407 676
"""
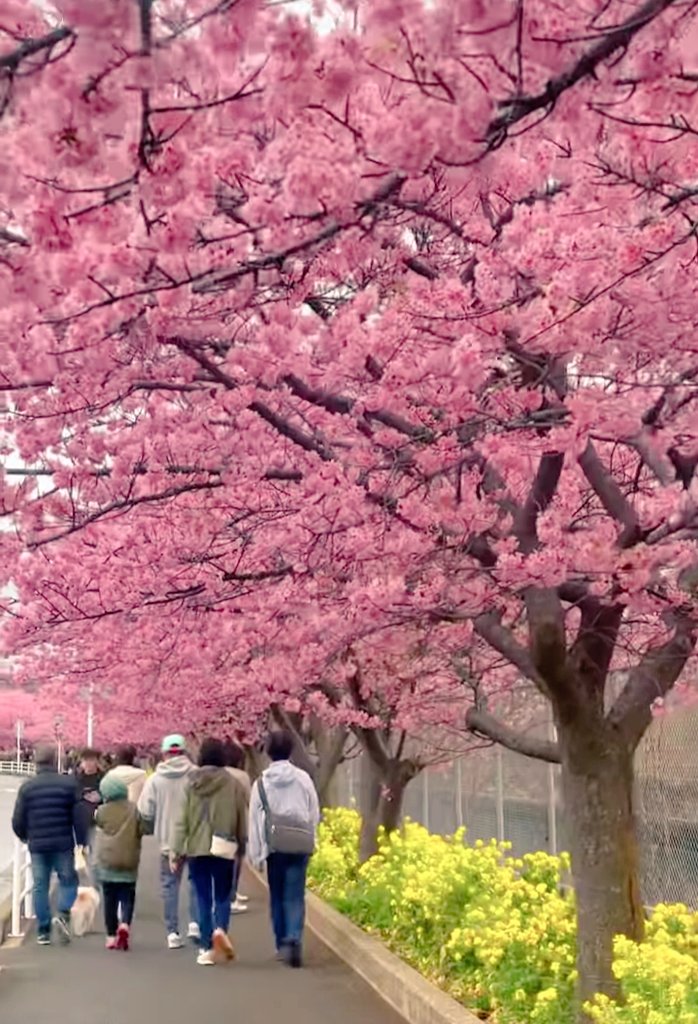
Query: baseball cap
161 733 186 754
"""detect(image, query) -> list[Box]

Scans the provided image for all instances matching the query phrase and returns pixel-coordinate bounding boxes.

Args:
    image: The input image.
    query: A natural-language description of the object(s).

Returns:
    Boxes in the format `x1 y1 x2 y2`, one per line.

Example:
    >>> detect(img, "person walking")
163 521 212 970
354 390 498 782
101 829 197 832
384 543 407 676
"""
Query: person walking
94 775 146 950
223 739 251 914
74 748 104 888
248 731 320 968
11 743 87 945
103 744 147 804
171 737 248 967
138 733 198 948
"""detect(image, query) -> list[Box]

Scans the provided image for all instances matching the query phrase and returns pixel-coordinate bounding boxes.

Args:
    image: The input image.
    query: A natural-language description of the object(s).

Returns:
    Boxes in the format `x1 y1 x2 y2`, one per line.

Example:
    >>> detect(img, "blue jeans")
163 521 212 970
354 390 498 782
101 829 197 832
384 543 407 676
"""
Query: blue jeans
189 856 234 950
231 854 244 901
159 855 196 936
267 853 309 949
31 849 78 934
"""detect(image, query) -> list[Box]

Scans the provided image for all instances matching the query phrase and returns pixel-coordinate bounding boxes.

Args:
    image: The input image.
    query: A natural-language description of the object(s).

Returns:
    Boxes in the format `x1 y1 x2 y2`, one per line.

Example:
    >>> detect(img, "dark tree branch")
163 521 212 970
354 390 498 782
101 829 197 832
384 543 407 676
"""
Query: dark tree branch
514 451 564 553
578 441 641 546
0 27 74 71
609 617 696 750
466 707 561 764
487 0 681 145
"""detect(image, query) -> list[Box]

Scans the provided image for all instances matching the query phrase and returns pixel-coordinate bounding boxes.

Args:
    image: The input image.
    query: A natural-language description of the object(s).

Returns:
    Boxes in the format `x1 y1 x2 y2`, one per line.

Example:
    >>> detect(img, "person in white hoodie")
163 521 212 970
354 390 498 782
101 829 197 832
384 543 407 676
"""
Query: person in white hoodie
138 734 198 949
103 744 147 804
248 731 320 968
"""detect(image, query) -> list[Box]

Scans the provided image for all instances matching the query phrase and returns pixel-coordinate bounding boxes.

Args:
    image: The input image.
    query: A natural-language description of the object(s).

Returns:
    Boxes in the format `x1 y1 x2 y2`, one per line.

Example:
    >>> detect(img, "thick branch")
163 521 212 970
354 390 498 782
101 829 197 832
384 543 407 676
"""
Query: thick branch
0 27 74 71
487 0 681 144
471 611 547 689
466 707 561 764
609 618 696 749
514 451 564 553
577 441 641 546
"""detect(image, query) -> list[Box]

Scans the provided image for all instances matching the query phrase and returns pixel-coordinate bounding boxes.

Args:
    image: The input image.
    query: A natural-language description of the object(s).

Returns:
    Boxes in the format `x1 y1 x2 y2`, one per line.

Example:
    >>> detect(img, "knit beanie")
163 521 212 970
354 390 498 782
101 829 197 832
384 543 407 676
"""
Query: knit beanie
100 774 128 802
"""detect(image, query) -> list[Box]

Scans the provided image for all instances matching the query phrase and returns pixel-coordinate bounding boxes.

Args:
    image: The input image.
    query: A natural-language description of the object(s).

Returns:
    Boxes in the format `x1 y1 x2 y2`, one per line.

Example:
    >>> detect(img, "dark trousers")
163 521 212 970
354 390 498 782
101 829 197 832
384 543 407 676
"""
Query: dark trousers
189 856 234 950
267 853 310 950
102 881 136 936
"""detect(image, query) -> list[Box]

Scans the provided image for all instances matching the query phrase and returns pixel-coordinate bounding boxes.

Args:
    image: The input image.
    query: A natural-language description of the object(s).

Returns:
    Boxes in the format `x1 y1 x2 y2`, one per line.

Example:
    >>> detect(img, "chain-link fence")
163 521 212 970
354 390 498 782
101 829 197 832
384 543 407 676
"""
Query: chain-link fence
334 706 698 908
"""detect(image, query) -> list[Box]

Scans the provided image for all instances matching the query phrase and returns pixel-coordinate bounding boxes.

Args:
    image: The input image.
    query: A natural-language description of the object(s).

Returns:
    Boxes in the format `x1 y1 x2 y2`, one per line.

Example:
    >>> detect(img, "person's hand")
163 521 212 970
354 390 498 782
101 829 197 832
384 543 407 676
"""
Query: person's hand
168 853 181 873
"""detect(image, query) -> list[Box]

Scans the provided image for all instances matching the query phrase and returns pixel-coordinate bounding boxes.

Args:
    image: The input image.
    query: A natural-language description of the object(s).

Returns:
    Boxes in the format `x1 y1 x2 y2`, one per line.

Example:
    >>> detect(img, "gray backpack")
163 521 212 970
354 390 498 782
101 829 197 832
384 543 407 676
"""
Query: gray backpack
258 779 315 855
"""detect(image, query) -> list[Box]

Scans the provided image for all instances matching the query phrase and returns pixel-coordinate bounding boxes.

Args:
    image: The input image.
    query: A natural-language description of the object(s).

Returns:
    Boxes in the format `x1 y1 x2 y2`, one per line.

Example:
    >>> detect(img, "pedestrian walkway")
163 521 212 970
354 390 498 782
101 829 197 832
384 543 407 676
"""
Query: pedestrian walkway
0 844 403 1024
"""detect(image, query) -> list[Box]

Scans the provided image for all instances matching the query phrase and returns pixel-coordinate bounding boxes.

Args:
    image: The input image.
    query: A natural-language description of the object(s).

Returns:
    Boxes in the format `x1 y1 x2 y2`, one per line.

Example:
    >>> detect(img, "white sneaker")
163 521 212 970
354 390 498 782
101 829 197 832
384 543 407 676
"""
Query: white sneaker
231 898 248 914
188 922 201 940
197 949 216 966
168 932 184 949
237 893 249 903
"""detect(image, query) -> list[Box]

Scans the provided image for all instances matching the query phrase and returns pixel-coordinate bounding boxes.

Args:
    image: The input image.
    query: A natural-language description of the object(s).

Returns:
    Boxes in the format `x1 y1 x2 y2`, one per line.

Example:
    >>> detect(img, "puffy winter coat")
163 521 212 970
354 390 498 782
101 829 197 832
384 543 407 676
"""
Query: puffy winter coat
12 768 86 853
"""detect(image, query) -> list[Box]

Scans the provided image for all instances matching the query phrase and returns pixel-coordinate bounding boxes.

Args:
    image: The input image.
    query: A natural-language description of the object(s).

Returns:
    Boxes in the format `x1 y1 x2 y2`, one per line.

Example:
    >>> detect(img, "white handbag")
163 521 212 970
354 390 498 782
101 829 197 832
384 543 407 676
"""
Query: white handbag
210 834 238 860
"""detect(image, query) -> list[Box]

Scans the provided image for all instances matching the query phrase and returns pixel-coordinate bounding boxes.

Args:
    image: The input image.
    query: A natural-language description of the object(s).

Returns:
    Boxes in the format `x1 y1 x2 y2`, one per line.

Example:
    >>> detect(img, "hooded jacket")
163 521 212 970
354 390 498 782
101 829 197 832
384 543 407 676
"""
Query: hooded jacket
94 776 145 882
137 755 194 853
170 767 248 859
248 761 320 868
103 764 147 804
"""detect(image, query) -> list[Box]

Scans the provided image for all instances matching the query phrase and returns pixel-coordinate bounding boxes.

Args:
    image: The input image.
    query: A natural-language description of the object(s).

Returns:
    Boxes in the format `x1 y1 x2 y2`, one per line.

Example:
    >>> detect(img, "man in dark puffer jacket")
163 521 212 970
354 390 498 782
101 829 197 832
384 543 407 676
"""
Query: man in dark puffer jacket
12 743 87 945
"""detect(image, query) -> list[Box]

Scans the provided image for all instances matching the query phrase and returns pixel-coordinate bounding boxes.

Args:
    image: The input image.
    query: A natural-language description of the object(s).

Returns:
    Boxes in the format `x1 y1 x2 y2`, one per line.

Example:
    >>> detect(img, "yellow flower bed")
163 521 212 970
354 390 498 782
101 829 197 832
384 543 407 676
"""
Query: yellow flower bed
308 808 698 1024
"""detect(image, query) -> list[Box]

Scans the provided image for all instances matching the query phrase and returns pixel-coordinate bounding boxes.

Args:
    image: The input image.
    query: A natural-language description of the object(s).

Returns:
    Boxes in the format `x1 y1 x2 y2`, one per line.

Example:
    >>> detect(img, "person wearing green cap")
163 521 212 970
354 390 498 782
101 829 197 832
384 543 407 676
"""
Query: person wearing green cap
95 775 147 950
138 734 198 948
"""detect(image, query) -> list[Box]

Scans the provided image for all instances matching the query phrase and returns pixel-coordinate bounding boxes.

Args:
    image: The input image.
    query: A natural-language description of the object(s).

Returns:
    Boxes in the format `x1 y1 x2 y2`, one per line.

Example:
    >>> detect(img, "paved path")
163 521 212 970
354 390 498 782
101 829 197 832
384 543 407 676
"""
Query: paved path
0 843 402 1024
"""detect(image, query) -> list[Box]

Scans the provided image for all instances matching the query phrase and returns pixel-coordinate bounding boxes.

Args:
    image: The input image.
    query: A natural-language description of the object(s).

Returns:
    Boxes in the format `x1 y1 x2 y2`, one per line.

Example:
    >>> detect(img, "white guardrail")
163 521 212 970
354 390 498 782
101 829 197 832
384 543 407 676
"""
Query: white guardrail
0 761 35 776
9 837 33 937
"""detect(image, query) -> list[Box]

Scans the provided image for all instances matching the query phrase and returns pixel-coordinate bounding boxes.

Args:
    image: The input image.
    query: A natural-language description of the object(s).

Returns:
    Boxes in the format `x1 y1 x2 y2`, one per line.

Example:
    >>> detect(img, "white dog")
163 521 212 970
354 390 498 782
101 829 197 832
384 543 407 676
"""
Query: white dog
71 886 101 937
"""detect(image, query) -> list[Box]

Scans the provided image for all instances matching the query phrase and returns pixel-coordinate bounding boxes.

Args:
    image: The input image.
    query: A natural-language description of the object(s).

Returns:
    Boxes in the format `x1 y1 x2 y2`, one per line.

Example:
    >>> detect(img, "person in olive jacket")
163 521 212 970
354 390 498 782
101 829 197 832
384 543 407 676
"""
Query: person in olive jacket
94 774 147 950
12 743 87 945
170 737 247 967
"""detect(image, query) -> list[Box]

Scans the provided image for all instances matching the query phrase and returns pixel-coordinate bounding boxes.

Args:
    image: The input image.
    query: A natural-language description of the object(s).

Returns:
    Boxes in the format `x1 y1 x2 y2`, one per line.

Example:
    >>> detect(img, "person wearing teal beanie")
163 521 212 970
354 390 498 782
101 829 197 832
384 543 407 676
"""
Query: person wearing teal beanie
94 774 147 950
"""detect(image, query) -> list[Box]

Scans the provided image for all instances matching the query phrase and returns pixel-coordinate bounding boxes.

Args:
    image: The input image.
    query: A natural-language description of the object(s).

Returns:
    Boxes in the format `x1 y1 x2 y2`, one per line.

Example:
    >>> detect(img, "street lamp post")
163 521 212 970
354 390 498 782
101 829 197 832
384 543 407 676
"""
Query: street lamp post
15 719 23 771
54 715 64 773
81 685 95 747
87 692 94 747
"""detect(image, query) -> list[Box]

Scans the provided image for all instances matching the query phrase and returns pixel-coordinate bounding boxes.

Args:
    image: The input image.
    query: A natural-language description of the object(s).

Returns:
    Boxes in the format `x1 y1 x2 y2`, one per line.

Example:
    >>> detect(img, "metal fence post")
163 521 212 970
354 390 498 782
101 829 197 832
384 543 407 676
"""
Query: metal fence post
348 757 356 805
11 836 22 937
455 757 464 829
547 719 558 855
496 748 505 842
24 848 33 920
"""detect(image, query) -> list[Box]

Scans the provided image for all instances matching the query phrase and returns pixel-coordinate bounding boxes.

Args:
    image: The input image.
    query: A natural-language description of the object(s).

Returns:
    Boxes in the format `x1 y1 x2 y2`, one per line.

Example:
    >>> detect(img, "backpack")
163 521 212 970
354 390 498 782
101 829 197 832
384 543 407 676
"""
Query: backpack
258 778 315 856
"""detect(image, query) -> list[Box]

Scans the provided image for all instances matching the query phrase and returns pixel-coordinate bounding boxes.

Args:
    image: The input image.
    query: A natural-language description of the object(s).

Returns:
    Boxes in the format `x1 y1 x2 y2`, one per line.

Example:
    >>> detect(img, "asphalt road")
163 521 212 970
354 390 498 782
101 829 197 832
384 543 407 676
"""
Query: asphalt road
0 841 403 1024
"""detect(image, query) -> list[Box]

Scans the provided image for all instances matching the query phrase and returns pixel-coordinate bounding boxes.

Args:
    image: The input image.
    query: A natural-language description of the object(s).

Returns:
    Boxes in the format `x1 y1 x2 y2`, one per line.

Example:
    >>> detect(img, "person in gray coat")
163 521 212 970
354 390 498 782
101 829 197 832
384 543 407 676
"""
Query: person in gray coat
138 734 197 948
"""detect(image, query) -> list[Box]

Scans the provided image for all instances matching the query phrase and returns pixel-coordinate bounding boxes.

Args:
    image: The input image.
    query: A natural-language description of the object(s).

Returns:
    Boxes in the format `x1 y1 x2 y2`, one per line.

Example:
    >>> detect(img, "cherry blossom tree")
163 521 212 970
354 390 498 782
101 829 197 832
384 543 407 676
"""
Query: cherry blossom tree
2 0 698 1014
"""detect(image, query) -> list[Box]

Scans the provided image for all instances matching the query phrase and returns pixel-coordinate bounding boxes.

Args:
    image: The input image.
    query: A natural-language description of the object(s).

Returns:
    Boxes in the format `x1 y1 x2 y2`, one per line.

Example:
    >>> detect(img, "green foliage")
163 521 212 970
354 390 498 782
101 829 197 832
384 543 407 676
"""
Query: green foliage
308 809 698 1024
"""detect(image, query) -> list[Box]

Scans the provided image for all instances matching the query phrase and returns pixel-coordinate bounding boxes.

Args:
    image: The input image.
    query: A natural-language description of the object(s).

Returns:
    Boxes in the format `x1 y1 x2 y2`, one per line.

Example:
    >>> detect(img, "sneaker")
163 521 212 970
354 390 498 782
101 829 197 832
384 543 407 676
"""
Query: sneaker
37 931 51 946
187 922 200 942
53 914 71 945
231 898 248 915
212 927 236 962
106 936 119 950
286 941 302 969
116 923 130 951
237 893 249 903
197 949 216 966
167 932 184 949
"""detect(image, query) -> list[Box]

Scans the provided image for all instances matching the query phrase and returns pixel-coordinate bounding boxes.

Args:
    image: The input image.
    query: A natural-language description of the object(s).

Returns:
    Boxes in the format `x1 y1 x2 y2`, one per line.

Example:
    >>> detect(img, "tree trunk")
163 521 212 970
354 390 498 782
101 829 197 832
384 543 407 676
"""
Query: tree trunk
557 719 644 1018
358 756 414 862
359 755 383 862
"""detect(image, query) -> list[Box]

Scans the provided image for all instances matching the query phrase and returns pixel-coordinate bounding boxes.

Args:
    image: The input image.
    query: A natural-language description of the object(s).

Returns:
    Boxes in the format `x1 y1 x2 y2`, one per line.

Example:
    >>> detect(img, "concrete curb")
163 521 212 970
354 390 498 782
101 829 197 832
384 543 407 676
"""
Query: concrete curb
252 868 478 1024
305 891 480 1024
